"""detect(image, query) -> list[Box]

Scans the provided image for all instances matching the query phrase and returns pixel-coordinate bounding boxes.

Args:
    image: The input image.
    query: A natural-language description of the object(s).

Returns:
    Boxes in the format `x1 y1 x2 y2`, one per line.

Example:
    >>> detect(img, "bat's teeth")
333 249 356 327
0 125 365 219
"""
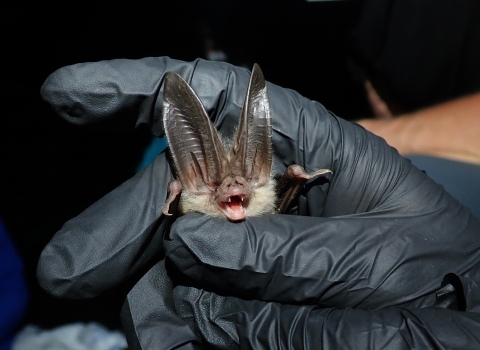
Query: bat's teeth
228 198 231 202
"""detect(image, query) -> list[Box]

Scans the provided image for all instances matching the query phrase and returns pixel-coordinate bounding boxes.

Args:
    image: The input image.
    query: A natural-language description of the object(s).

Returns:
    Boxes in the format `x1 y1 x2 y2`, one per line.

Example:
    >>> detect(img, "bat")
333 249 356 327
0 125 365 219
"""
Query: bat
161 64 332 222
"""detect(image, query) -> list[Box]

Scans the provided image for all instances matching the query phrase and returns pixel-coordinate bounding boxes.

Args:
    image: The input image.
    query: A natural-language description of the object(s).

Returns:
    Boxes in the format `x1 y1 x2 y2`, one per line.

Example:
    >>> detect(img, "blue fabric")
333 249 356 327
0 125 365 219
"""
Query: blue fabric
135 136 168 172
0 217 29 350
408 155 480 221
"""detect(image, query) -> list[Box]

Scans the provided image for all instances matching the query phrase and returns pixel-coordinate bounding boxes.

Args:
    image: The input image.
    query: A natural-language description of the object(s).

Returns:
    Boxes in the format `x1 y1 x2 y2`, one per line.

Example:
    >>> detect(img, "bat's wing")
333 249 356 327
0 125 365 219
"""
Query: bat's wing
276 165 333 214
229 64 273 187
163 72 229 193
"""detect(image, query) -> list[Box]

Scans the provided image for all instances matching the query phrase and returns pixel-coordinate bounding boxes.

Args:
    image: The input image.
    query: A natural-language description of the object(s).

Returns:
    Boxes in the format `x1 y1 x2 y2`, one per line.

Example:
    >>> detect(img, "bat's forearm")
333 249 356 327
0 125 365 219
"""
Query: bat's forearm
276 165 332 214
162 180 183 216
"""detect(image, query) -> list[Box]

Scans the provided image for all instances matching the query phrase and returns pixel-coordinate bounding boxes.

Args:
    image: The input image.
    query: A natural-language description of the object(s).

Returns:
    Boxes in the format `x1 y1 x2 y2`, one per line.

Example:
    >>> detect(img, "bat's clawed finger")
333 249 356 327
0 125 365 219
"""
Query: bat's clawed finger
162 180 183 217
284 164 333 180
276 164 333 214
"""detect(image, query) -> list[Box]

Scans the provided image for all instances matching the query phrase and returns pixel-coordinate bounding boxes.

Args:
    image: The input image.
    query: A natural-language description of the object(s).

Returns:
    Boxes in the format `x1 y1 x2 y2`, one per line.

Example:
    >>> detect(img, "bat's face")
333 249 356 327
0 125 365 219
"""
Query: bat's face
207 172 276 221
163 64 276 221
213 175 250 221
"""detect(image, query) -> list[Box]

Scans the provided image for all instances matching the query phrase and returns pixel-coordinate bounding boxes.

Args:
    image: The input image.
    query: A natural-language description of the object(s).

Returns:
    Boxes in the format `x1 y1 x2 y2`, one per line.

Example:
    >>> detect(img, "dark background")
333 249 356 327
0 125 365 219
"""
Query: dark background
1 0 367 331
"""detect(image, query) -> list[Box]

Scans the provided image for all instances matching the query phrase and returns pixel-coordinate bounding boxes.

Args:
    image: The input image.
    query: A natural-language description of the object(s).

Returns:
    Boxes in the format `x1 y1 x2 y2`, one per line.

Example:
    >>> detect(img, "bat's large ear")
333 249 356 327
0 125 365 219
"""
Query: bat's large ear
229 64 273 186
163 72 230 193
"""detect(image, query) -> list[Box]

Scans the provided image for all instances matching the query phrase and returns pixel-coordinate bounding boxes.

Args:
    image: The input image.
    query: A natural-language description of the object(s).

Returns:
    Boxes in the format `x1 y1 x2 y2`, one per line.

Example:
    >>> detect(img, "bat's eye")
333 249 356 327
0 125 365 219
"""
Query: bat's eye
215 187 219 192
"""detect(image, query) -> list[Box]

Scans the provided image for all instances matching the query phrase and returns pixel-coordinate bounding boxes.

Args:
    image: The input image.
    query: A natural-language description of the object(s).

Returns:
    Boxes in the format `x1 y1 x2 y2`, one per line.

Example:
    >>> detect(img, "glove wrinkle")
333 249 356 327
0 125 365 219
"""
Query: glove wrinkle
123 261 202 350
174 285 480 349
439 273 480 312
166 210 480 310
37 153 174 298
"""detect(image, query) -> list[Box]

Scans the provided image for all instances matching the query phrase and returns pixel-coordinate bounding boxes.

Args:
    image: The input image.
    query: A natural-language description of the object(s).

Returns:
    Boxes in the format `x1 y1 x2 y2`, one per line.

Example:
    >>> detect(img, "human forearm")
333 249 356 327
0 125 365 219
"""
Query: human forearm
357 92 480 165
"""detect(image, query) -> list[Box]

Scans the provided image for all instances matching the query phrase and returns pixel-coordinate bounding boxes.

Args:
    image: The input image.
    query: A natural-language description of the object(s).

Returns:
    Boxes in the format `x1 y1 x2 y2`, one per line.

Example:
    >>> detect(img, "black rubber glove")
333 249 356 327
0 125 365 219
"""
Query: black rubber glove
37 57 480 349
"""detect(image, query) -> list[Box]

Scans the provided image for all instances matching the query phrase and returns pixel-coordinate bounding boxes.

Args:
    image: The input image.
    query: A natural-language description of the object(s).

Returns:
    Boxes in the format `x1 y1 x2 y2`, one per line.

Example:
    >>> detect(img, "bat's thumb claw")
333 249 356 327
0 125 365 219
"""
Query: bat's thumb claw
162 206 173 216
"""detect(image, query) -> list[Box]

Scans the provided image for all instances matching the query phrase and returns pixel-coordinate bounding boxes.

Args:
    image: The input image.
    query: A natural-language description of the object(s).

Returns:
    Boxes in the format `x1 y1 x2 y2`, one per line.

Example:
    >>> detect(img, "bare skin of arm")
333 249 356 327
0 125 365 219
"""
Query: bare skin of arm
357 89 480 165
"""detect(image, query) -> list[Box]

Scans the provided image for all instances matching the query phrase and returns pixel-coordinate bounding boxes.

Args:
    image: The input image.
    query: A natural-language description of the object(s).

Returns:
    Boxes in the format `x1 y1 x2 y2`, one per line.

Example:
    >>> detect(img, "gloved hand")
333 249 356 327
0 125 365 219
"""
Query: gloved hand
37 57 480 349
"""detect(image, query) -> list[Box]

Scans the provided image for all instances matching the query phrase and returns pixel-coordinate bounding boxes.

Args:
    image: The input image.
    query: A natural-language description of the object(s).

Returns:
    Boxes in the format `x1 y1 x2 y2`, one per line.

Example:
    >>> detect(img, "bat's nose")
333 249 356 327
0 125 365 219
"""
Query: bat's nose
227 186 244 196
218 175 248 198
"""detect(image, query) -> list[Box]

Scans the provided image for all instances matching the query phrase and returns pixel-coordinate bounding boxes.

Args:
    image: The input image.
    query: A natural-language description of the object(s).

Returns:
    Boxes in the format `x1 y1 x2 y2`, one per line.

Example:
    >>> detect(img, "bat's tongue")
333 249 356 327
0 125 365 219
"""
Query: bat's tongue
229 196 243 210
223 195 246 221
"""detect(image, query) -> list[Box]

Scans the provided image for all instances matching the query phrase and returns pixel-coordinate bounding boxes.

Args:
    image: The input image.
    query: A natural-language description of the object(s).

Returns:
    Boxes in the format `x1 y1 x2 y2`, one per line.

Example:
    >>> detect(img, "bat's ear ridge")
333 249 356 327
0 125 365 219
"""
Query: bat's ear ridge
251 63 266 90
164 71 182 82
163 70 230 193
230 63 273 186
164 71 180 89
163 72 193 104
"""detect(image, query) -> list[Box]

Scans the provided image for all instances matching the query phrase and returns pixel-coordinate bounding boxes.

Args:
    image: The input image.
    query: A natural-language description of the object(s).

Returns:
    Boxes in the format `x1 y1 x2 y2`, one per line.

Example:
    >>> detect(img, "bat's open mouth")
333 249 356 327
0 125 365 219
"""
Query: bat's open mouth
218 195 246 221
